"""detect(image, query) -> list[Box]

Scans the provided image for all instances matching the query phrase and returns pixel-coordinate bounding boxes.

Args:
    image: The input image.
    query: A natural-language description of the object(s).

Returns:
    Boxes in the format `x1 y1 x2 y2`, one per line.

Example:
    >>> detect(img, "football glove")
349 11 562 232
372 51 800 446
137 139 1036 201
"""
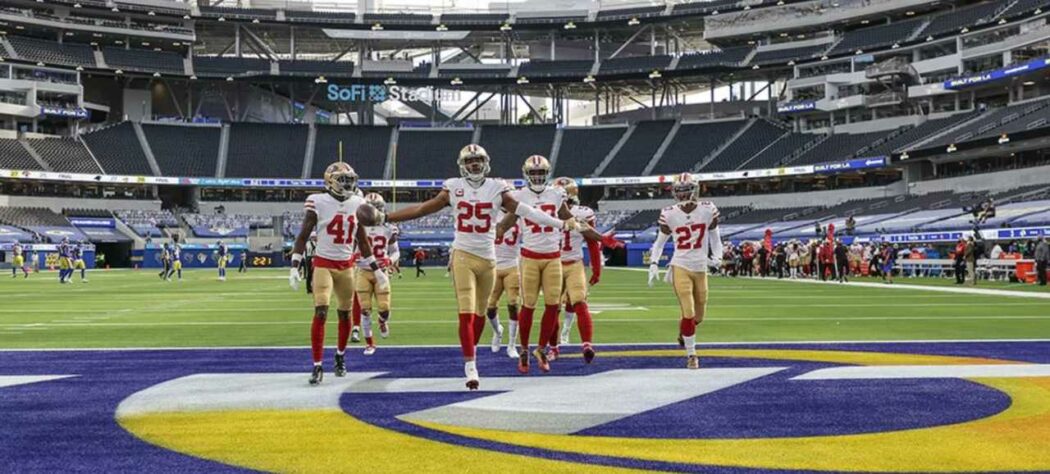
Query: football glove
647 263 660 287
289 267 301 291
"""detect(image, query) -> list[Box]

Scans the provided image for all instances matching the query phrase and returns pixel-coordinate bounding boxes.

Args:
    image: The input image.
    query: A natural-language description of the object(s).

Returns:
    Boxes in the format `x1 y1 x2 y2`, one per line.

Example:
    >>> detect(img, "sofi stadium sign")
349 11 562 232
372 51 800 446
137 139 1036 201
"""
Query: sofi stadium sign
326 84 461 103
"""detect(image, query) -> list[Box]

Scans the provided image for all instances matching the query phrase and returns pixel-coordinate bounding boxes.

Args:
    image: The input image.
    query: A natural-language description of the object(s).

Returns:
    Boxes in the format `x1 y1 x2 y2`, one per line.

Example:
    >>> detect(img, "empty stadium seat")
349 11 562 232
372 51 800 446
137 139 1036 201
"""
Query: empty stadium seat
0 138 43 171
787 131 889 166
194 57 270 77
553 127 627 177
311 126 392 179
25 138 102 174
82 122 154 176
393 129 474 179
700 120 785 172
600 121 674 176
750 45 828 65
675 46 752 69
142 124 221 177
923 2 1000 37
279 60 354 77
5 36 96 67
225 123 308 178
653 120 749 174
104 46 184 75
830 18 925 55
478 125 557 178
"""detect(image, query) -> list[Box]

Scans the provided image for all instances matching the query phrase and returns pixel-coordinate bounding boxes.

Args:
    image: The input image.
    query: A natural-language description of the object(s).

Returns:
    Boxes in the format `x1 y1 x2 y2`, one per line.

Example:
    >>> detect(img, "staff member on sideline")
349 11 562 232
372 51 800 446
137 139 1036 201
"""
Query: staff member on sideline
1036 237 1049 286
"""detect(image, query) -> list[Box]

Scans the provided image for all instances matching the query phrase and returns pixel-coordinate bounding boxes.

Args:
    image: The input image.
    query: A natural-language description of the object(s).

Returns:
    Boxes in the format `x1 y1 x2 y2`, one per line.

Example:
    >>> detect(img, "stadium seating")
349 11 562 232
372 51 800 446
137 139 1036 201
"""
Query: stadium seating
0 206 72 227
596 5 665 20
5 36 96 67
518 60 594 78
142 124 221 177
552 127 627 177
82 123 154 176
653 120 749 174
439 13 508 25
184 212 269 238
64 208 111 218
600 121 674 176
700 120 785 172
284 9 356 23
615 209 660 230
115 209 176 237
742 132 821 169
25 138 101 174
393 129 474 179
0 138 42 170
786 131 889 165
1002 0 1050 17
829 18 925 55
864 113 980 156
593 209 638 231
437 66 511 79
675 46 752 69
310 126 392 179
194 57 270 77
922 2 1001 37
750 45 828 65
103 47 185 75
918 100 1050 150
198 6 276 20
278 60 354 77
478 125 557 178
225 123 308 178
599 55 672 74
363 13 433 25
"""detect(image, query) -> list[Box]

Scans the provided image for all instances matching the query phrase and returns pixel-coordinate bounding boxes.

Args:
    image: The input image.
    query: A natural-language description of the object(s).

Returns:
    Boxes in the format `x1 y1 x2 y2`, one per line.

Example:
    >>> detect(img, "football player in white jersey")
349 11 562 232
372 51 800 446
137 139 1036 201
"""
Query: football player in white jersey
485 210 519 357
550 177 610 363
290 162 387 385
384 144 577 390
357 192 399 355
647 173 722 369
497 157 607 374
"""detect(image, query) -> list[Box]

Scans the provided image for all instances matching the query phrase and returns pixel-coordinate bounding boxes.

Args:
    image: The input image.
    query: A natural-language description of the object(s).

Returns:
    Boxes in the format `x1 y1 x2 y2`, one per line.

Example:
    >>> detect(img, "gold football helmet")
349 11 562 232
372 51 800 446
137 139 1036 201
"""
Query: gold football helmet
522 155 551 192
671 172 699 203
364 192 386 212
552 176 579 205
458 144 491 184
324 162 358 199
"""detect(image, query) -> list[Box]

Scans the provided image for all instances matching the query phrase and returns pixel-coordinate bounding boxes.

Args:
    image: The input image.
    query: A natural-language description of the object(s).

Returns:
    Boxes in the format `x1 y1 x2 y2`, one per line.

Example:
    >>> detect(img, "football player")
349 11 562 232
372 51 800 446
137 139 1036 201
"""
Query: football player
216 240 228 281
57 237 72 284
647 173 722 369
289 162 386 385
551 177 605 363
158 243 171 281
497 156 606 374
485 210 518 357
383 144 576 390
11 242 28 278
170 238 183 281
72 242 87 283
356 192 399 355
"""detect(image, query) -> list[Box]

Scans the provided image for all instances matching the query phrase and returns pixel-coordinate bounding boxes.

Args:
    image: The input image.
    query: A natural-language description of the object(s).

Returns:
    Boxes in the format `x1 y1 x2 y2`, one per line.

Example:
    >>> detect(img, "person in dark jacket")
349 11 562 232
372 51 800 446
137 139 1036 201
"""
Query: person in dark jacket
1035 237 1049 286
834 240 850 283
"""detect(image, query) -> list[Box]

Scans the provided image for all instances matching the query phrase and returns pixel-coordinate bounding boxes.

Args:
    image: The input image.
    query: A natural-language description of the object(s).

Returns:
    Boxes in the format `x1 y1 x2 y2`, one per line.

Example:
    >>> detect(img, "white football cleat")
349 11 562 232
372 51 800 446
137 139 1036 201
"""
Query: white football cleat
490 324 503 353
464 362 480 390
506 345 520 359
559 326 571 345
363 345 377 356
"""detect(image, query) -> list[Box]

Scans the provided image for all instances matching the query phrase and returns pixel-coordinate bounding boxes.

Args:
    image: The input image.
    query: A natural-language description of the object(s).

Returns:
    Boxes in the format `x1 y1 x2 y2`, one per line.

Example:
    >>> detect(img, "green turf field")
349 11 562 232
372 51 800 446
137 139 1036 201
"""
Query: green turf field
1 267 1048 349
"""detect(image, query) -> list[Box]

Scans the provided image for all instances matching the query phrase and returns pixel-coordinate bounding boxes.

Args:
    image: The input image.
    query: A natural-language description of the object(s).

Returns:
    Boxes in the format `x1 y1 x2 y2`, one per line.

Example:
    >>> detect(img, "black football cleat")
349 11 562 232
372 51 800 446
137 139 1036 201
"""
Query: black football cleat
677 334 685 348
308 365 324 385
334 353 347 377
582 344 596 364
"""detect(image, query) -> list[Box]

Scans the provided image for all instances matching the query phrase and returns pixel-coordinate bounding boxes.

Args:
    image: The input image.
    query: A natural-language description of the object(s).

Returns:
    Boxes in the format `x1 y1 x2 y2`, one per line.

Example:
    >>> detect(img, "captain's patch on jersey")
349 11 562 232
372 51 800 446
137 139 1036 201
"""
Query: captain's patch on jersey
3 342 1050 472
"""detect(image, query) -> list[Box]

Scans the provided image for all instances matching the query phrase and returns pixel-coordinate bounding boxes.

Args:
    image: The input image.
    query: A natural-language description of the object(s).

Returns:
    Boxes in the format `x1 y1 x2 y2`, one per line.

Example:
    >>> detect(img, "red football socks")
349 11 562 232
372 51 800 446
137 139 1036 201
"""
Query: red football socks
539 305 559 349
310 316 325 363
458 313 475 358
517 306 535 350
680 317 697 337
472 314 486 346
574 302 593 344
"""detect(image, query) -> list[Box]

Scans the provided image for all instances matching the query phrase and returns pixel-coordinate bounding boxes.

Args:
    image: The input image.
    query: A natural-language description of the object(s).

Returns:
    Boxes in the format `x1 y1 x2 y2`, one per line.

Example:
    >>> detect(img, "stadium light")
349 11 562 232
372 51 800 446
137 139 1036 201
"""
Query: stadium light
946 144 957 153
855 49 863 55
218 17 226 21
1024 81 1036 86
999 133 1010 144
582 75 595 83
751 64 760 70
900 151 909 160
564 21 576 30
960 27 969 33
73 3 81 7
627 17 640 26
905 10 914 15
65 31 74 36
36 61 44 66
892 43 900 49
788 60 795 66
743 5 751 10
111 6 119 11
861 19 869 24
436 24 448 31
252 19 260 23
999 18 1007 24
372 23 383 30
712 10 719 14
153 72 161 78
1036 8 1043 14
384 77 397 85
190 75 197 80
226 76 234 82
500 23 512 31
517 76 529 84
183 14 191 19
820 55 828 60
148 11 156 16
450 77 463 86
926 36 933 42
115 69 123 75
315 76 327 84
649 70 662 79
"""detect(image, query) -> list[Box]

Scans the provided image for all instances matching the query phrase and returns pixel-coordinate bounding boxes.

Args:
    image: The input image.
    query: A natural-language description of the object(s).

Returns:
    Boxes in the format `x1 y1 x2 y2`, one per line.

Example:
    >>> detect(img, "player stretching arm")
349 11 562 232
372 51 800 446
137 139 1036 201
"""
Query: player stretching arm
383 144 576 390
289 162 386 386
647 173 720 370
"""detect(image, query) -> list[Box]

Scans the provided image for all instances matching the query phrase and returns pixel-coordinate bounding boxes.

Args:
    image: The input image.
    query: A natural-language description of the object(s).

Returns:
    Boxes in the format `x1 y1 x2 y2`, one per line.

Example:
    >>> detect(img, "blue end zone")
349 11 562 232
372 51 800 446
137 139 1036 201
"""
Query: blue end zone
1 341 1047 473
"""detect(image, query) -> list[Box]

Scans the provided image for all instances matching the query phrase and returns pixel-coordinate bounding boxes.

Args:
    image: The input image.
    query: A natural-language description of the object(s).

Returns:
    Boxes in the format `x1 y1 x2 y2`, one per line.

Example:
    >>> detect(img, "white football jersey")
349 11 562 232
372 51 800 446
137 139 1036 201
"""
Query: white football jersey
364 223 398 261
561 205 596 262
658 201 719 272
305 192 366 262
445 177 511 261
494 212 520 270
512 186 566 255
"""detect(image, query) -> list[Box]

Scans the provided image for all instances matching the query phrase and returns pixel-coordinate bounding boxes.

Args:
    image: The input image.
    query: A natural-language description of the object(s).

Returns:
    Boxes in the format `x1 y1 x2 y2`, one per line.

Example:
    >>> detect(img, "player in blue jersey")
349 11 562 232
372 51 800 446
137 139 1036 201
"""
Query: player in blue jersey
11 242 28 278
72 242 88 283
216 240 228 281
57 238 72 284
